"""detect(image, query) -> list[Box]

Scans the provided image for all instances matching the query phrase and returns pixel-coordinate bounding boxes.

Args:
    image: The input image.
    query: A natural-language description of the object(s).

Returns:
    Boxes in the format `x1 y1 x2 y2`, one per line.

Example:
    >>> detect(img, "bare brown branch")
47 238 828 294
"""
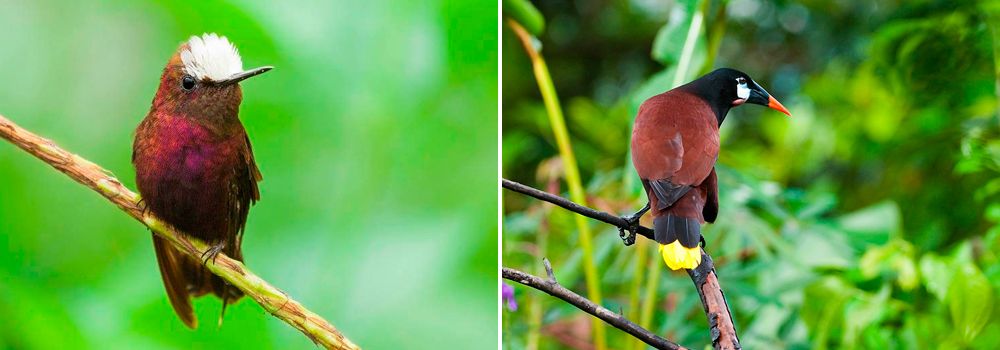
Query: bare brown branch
0 114 359 350
503 260 687 350
502 178 741 350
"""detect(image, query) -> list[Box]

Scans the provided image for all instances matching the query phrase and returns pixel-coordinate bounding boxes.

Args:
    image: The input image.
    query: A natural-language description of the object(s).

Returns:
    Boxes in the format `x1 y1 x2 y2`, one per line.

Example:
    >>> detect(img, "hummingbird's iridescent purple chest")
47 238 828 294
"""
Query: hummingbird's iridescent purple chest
133 114 246 240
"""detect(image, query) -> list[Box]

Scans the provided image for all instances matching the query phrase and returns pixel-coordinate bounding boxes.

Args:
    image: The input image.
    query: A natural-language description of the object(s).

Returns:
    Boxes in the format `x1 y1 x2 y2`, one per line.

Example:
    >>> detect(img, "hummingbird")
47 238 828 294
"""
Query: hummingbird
132 33 271 328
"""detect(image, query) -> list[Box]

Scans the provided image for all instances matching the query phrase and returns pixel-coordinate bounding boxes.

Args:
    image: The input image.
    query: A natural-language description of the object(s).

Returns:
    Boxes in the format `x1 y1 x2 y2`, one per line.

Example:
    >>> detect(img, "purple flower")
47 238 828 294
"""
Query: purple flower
502 282 518 311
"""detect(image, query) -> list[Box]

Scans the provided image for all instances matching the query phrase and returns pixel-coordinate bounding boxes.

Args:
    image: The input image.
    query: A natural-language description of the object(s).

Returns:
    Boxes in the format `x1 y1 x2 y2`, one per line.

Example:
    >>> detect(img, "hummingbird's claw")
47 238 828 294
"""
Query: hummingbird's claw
201 243 226 265
137 198 149 216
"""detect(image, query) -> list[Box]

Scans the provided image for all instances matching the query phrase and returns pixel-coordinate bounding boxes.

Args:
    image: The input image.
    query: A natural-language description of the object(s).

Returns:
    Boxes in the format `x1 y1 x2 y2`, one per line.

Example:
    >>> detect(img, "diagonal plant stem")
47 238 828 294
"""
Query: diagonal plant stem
503 178 742 350
507 18 607 350
503 259 687 350
636 240 664 350
987 2 1000 121
698 0 728 76
0 114 359 350
626 237 649 350
673 0 705 86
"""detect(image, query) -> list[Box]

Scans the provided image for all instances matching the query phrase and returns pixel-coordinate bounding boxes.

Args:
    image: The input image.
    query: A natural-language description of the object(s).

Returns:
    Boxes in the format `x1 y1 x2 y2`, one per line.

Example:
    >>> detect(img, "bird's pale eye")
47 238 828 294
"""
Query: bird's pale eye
735 78 749 100
181 75 196 91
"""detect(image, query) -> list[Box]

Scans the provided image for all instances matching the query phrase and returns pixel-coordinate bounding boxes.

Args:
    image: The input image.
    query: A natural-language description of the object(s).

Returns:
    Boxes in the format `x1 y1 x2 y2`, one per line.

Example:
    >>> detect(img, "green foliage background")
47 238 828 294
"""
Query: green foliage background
503 0 1000 349
0 0 497 349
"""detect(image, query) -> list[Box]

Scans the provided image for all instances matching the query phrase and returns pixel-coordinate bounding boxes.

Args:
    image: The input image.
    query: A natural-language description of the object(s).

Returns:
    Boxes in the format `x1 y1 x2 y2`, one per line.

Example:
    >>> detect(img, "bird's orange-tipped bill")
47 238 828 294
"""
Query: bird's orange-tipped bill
768 95 791 117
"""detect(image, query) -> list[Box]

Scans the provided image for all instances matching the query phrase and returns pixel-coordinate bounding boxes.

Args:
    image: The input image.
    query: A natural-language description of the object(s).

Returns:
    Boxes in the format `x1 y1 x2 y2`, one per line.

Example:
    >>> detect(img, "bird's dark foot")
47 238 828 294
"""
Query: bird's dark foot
700 235 706 248
201 243 225 265
617 227 635 246
618 202 650 246
618 218 638 246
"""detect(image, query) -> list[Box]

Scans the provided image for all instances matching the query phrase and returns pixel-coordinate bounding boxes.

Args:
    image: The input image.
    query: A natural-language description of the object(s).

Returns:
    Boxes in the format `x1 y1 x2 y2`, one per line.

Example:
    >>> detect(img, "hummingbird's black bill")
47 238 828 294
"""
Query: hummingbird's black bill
217 66 273 86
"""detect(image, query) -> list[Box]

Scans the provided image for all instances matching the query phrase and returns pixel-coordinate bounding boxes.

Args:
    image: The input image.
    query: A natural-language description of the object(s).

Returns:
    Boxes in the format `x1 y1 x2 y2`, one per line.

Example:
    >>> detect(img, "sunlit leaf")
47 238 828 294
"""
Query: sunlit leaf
836 201 900 247
920 254 951 301
948 263 994 343
651 0 706 75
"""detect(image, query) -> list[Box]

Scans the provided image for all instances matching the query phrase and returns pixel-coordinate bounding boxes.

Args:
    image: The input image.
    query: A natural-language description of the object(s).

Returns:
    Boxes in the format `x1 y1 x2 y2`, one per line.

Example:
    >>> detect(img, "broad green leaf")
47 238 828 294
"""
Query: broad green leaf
651 0 707 75
843 287 890 346
836 201 900 247
948 263 994 343
796 230 852 269
919 253 951 301
893 255 919 291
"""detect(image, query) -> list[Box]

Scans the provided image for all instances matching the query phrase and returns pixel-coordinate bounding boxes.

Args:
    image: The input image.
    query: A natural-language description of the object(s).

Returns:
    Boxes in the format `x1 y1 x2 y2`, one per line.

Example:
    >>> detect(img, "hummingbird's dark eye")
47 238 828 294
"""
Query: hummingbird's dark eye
181 75 196 91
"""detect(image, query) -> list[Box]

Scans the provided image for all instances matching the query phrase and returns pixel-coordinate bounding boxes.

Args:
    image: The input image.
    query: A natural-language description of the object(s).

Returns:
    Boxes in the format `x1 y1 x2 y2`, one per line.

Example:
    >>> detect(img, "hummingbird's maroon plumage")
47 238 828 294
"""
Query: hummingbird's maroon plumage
132 34 271 328
627 68 790 270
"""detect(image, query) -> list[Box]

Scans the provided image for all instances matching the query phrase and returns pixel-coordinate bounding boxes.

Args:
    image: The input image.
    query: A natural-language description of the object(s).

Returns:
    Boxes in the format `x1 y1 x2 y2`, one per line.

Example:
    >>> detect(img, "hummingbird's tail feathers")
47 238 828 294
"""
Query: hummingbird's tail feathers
653 215 703 270
152 234 198 329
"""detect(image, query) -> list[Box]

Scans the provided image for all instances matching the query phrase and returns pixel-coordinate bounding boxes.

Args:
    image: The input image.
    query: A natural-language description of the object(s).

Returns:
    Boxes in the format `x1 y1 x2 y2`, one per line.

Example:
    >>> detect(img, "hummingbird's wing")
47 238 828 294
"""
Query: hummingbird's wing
228 132 261 260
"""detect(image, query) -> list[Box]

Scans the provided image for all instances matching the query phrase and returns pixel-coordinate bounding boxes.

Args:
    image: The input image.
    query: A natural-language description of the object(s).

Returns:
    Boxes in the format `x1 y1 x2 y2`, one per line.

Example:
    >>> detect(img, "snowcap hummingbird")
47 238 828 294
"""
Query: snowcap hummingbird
132 33 271 328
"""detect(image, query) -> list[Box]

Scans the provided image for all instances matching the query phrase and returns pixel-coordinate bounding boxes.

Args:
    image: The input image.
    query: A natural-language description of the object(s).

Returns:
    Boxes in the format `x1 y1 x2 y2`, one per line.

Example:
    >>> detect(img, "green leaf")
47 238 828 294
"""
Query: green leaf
502 0 545 35
843 286 890 346
892 255 919 291
836 201 900 247
948 263 994 343
919 253 952 301
650 0 706 72
796 229 853 269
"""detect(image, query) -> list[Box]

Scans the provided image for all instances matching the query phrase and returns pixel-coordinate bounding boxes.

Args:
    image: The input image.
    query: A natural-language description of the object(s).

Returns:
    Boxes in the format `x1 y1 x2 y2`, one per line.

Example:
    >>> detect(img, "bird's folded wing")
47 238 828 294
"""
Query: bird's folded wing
648 179 692 211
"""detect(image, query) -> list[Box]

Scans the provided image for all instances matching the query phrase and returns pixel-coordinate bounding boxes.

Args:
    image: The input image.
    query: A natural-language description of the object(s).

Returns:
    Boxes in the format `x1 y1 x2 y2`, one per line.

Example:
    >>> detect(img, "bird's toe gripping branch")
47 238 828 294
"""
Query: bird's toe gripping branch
618 222 637 246
618 202 651 246
201 242 226 265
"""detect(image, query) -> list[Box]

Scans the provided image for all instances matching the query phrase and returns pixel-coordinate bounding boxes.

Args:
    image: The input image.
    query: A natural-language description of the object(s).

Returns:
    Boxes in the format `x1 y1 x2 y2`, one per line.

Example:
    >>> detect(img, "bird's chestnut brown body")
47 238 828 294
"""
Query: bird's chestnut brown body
629 68 789 270
631 90 720 270
631 89 720 226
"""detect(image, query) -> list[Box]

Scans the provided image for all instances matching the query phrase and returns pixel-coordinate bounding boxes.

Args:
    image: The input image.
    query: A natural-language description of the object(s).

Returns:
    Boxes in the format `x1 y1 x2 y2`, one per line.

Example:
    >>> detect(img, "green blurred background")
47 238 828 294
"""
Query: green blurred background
503 0 1000 349
0 0 496 349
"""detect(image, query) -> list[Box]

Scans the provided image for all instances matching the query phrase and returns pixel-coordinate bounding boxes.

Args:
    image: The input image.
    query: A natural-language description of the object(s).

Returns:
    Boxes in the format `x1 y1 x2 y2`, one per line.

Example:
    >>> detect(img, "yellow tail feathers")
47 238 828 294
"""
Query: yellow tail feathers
659 241 701 270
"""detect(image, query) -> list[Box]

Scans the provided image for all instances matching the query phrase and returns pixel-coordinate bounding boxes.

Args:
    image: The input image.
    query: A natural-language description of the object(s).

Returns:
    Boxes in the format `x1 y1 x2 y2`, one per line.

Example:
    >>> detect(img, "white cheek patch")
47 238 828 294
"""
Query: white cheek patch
180 33 244 81
736 82 750 100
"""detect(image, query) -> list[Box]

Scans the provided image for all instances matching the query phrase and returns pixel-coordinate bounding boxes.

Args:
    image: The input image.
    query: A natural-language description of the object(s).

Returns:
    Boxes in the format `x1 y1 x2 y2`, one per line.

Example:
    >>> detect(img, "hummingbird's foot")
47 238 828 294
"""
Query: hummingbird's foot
201 243 226 265
618 202 651 246
137 198 149 216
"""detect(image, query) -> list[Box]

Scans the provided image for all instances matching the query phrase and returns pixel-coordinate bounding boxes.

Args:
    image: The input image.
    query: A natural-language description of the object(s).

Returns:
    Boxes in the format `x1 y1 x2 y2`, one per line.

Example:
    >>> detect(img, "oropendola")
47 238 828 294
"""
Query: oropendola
624 68 791 270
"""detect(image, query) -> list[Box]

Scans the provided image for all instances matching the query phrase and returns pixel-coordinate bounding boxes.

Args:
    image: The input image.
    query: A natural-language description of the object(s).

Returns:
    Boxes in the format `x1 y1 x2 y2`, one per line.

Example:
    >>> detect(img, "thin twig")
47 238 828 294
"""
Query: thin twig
502 178 741 350
502 264 687 350
502 178 654 240
0 114 359 350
